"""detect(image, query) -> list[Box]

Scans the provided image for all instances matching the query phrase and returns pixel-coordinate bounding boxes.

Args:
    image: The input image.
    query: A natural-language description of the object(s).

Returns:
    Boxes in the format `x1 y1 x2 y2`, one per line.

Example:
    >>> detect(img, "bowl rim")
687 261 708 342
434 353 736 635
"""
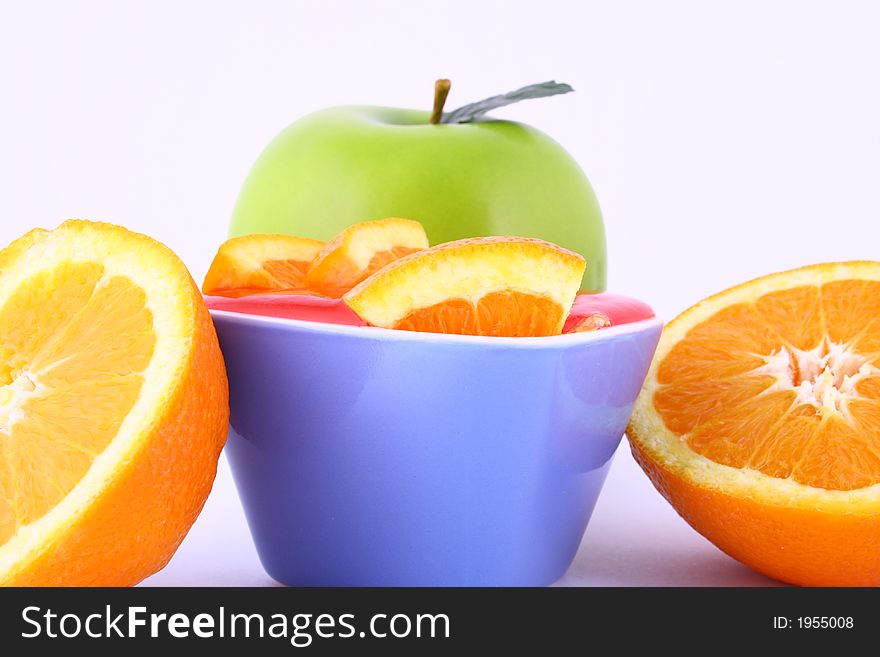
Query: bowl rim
208 308 663 350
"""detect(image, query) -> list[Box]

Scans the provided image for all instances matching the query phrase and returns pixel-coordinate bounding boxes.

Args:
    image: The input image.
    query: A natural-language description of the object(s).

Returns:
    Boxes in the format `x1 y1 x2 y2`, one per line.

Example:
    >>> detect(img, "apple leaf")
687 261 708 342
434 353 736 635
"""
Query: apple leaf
441 81 574 124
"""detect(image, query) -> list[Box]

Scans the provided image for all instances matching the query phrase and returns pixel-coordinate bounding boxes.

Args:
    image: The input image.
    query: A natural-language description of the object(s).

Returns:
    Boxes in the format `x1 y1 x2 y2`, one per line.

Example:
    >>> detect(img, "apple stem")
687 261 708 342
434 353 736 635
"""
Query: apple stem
429 79 451 124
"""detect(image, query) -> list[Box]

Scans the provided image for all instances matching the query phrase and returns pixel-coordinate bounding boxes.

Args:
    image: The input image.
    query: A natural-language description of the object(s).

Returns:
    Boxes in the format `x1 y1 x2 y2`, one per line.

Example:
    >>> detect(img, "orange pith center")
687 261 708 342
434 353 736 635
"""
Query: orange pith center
394 290 564 337
654 280 880 491
0 263 155 546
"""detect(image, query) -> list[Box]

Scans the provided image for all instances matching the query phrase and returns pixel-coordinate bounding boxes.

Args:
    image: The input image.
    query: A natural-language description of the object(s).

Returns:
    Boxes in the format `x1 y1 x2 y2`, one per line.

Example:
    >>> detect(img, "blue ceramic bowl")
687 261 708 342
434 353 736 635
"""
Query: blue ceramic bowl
211 310 662 586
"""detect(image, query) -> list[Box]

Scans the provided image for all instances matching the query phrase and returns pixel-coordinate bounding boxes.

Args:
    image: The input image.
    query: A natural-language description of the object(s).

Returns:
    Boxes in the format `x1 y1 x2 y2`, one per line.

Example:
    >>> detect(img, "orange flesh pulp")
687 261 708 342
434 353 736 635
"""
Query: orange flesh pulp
366 246 420 278
394 290 564 337
261 259 311 288
308 245 421 298
0 263 155 546
206 258 313 297
654 280 880 491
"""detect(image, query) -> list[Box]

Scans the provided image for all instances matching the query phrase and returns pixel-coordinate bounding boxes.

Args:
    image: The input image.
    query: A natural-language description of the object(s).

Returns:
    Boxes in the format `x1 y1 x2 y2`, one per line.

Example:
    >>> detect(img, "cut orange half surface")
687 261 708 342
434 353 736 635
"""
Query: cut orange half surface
0 220 228 586
304 218 428 298
344 236 585 337
202 233 325 296
628 261 880 586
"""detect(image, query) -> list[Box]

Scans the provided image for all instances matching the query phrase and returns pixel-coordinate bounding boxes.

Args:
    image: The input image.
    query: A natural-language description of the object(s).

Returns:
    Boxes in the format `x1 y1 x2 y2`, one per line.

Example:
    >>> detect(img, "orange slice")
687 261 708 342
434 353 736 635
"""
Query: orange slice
344 236 585 337
304 218 428 298
0 220 228 585
628 261 880 586
202 233 324 296
565 312 612 332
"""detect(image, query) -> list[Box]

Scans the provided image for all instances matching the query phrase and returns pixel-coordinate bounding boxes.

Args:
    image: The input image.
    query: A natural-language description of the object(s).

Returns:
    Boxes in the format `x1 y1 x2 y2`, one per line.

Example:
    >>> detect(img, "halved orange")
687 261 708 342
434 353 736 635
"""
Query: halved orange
628 261 880 586
344 236 585 337
202 233 324 296
304 218 428 298
0 220 228 585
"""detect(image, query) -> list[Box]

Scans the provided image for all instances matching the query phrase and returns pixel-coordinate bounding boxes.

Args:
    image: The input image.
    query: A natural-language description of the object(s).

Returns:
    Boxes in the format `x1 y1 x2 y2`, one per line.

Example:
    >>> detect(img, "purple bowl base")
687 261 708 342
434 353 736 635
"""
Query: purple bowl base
229 422 613 587
214 312 661 587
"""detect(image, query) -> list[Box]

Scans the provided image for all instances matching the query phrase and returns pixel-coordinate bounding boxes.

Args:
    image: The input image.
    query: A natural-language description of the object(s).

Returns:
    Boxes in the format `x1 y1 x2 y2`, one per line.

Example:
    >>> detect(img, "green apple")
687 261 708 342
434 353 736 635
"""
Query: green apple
229 81 606 290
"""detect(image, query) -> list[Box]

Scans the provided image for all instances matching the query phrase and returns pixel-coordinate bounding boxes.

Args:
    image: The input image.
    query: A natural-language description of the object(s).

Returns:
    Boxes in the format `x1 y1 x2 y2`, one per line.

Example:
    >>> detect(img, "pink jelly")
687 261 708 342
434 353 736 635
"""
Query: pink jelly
206 291 654 332
205 293 366 326
563 292 655 332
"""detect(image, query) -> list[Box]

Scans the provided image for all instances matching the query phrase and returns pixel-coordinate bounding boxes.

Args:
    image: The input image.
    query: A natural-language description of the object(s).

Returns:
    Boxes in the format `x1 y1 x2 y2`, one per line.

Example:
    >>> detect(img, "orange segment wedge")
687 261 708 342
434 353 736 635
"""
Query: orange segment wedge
304 218 428 298
202 233 325 296
344 236 585 337
628 261 880 586
0 220 228 586
565 312 612 333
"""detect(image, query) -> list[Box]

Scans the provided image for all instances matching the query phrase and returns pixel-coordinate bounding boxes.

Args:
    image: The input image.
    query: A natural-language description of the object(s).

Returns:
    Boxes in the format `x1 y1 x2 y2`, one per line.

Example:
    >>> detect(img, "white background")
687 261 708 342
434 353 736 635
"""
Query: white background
2 0 878 586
